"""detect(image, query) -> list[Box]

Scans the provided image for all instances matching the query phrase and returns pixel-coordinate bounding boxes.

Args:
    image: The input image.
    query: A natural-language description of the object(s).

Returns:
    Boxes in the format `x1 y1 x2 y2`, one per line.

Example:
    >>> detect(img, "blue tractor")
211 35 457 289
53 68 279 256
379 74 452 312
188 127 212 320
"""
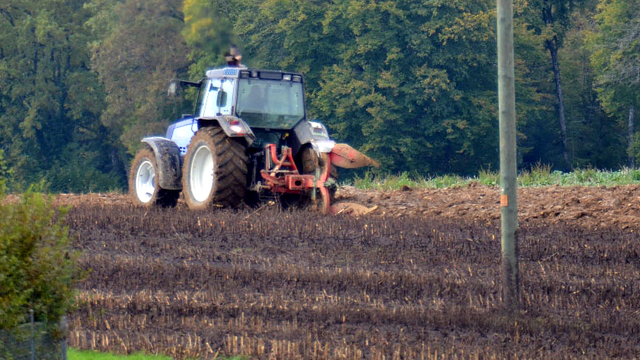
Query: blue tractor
129 64 377 213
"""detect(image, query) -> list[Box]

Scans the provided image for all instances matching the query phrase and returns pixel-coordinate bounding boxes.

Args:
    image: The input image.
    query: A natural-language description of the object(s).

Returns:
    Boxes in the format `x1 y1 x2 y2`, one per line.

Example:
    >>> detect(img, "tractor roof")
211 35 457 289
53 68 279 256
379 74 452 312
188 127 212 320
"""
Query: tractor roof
206 67 303 82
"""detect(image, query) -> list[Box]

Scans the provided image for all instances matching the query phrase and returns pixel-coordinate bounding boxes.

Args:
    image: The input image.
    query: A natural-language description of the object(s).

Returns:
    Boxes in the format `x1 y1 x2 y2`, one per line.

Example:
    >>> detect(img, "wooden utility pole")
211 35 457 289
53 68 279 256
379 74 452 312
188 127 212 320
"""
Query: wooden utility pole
497 0 519 311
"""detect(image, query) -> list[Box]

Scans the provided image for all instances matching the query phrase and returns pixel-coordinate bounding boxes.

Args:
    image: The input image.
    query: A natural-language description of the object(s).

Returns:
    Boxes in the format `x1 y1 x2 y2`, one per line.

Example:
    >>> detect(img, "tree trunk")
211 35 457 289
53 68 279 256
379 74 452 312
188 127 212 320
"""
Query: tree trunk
546 38 571 170
630 105 636 168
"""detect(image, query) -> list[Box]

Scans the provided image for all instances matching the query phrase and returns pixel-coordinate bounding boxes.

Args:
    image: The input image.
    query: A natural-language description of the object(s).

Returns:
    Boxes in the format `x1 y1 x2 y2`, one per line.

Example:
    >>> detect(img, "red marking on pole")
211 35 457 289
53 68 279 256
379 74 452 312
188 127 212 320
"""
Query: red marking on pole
501 194 509 207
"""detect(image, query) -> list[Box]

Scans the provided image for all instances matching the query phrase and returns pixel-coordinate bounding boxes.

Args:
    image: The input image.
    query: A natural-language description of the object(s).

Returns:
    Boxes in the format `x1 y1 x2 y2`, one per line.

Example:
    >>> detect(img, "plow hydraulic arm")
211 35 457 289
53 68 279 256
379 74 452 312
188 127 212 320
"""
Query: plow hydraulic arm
260 143 378 214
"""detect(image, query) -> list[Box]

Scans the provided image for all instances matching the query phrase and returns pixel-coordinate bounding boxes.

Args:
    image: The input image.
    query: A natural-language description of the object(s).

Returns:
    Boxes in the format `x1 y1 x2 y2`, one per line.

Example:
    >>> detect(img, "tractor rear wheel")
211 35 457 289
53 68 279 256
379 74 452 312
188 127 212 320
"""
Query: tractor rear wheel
182 126 248 210
129 148 180 208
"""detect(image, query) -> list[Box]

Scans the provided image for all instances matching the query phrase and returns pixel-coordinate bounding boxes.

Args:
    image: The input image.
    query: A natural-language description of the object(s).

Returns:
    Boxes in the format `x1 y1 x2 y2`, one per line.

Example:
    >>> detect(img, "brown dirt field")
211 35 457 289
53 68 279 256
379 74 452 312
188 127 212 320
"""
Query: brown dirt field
55 185 640 359
55 183 640 229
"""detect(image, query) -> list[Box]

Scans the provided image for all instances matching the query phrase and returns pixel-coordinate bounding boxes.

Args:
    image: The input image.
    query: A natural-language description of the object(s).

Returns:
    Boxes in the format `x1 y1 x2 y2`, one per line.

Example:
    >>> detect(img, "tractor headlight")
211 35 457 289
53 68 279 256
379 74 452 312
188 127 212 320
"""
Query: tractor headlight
230 124 244 134
225 117 249 136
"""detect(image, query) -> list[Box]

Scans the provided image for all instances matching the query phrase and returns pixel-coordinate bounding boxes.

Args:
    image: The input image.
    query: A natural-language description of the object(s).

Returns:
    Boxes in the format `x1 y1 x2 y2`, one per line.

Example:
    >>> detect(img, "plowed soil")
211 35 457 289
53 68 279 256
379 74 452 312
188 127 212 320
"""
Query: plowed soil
56 184 640 228
57 185 640 359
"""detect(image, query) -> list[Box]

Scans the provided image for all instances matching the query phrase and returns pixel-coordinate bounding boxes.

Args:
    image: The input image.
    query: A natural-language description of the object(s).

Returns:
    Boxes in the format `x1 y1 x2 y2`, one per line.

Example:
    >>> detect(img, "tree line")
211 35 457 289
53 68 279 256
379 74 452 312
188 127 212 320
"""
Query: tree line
0 0 638 192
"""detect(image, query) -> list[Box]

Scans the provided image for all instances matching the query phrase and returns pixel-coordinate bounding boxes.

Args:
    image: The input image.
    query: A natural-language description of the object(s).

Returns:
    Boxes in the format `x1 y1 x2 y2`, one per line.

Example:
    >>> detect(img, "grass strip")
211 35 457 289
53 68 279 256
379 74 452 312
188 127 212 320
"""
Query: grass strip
68 349 246 360
68 349 172 360
352 165 640 190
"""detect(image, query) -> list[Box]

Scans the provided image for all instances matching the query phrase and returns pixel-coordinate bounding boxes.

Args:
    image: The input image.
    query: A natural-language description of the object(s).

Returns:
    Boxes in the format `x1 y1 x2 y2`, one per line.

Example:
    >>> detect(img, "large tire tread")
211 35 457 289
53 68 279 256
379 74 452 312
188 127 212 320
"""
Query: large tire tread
182 126 248 209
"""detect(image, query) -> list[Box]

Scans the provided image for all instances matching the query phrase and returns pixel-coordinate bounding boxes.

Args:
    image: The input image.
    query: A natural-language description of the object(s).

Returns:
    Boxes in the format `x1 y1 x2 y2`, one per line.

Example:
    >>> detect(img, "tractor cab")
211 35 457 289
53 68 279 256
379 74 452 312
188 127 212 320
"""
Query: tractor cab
167 68 314 155
206 68 306 130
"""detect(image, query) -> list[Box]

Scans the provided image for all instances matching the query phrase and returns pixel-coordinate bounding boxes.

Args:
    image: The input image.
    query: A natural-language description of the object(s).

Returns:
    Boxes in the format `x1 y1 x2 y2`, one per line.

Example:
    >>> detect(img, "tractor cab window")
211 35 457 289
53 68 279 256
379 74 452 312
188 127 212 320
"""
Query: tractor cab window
219 79 234 115
236 78 305 130
200 79 235 117
200 79 221 118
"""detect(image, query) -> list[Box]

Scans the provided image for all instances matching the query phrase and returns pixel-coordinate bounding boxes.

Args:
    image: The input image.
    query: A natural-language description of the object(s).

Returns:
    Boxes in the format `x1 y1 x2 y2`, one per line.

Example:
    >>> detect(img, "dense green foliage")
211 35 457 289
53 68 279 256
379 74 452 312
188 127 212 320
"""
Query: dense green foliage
0 187 79 331
587 0 639 161
0 150 10 193
87 0 190 157
0 150 79 337
0 0 637 191
0 0 122 192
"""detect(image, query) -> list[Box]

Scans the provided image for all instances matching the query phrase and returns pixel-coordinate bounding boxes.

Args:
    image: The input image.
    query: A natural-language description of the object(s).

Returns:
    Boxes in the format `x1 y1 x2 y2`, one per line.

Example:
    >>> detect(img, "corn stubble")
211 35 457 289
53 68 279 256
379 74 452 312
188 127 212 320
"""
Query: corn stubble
66 204 640 359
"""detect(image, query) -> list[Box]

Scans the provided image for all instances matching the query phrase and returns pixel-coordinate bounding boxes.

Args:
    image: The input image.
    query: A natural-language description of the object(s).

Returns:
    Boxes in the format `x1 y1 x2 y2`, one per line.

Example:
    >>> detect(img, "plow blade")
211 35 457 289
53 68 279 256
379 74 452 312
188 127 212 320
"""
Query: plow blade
330 144 379 169
329 202 378 216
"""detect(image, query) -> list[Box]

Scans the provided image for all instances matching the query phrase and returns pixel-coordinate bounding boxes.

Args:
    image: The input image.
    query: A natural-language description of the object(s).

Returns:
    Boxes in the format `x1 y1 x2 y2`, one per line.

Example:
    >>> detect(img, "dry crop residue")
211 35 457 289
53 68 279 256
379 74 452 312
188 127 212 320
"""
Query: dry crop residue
338 183 640 230
60 185 640 359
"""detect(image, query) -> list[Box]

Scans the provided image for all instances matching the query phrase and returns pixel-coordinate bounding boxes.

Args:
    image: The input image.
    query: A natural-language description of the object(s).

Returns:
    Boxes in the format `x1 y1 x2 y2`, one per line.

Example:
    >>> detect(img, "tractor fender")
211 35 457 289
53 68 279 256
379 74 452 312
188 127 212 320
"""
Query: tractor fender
141 137 182 190
292 120 336 155
198 116 255 146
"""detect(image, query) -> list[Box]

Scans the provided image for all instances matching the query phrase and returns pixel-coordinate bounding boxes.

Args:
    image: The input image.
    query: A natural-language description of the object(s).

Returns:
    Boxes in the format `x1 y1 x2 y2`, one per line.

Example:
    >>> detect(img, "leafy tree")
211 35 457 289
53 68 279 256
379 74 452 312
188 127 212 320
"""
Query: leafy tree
559 8 625 169
87 0 190 158
233 0 340 91
182 0 241 78
518 0 579 170
588 0 640 165
512 3 558 168
0 0 121 192
225 0 499 175
513 0 625 170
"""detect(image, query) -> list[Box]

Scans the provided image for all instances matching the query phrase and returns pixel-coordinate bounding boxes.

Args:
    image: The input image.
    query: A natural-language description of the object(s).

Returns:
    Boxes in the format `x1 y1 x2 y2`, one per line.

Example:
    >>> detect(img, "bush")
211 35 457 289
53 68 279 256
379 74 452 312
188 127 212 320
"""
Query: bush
0 183 80 331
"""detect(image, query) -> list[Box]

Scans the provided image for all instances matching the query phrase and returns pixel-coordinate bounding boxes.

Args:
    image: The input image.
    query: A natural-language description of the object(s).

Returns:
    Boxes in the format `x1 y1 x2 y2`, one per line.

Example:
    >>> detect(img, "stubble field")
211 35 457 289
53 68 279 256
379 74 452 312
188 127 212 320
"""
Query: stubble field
62 185 640 359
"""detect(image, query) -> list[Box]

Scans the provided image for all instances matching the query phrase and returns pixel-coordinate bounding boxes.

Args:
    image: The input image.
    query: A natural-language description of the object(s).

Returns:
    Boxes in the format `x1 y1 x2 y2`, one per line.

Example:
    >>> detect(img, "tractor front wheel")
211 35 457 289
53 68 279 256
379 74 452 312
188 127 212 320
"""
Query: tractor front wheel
129 148 179 208
182 126 248 210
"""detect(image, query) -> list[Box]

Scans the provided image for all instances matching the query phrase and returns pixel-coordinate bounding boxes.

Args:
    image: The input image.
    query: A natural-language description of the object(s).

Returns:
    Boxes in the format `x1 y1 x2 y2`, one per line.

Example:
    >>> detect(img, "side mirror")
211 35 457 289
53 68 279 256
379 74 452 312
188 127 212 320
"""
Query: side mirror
167 80 180 97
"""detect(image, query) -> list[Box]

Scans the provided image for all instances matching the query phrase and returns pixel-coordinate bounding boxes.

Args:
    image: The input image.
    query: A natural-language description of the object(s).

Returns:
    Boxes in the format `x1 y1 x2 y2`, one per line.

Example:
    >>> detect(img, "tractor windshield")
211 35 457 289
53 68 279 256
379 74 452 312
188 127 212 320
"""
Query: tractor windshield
236 78 305 129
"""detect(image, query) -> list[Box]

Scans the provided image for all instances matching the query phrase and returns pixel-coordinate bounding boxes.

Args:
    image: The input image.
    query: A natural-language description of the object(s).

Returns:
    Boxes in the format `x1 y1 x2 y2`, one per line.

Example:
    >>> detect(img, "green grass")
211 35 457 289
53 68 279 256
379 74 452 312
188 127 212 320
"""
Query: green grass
68 349 172 360
352 166 640 190
68 349 246 360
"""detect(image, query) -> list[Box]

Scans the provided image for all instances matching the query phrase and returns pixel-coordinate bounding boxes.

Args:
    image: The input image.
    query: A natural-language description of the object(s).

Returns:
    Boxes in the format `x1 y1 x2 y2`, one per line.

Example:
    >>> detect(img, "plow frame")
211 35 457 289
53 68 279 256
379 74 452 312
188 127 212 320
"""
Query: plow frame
259 144 332 213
